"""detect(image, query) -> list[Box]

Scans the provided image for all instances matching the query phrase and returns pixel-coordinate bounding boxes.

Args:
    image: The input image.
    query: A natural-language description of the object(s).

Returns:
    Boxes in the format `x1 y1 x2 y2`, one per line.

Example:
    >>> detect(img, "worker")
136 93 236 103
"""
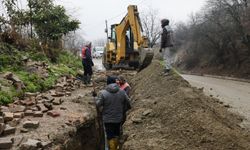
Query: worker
107 75 118 85
82 41 94 84
159 19 174 75
96 83 131 150
117 76 131 96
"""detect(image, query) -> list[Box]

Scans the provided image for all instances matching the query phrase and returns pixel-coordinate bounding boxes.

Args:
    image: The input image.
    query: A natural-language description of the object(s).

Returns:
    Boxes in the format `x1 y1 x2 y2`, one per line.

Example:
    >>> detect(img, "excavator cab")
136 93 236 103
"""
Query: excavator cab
103 5 154 70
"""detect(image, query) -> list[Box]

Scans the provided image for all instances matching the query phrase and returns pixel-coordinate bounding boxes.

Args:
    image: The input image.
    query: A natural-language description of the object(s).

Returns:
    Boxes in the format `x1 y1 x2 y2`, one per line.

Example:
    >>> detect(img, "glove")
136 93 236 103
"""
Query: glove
159 48 162 53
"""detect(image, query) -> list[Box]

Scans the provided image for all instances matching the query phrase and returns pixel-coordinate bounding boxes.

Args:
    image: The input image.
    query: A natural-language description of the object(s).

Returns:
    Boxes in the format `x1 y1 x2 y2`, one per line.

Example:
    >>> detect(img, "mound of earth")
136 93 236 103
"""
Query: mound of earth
123 61 250 150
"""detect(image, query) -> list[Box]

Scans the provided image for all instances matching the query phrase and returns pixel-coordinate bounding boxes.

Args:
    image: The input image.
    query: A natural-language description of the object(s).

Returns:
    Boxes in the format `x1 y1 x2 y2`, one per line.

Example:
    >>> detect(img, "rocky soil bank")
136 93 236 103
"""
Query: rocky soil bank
122 61 250 150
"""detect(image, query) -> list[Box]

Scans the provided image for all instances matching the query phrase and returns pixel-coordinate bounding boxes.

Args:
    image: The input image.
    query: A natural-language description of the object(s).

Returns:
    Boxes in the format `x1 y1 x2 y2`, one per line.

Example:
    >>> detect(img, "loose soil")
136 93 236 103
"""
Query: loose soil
122 60 250 150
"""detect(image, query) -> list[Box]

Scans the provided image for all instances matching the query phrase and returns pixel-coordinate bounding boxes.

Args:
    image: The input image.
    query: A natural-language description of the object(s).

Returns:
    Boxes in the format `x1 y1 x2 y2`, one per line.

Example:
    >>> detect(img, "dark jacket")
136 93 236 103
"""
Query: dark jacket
161 25 173 48
96 83 131 123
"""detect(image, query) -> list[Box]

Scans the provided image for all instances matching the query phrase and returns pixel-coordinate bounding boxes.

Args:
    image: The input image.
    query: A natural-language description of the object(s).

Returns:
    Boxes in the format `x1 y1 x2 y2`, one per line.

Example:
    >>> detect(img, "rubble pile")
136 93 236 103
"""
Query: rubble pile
0 75 83 149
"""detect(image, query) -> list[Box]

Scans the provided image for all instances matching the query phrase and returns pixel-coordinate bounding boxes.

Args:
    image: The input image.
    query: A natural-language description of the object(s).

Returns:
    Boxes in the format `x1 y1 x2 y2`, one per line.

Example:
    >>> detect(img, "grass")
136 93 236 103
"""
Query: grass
0 91 12 105
157 59 180 77
0 45 82 105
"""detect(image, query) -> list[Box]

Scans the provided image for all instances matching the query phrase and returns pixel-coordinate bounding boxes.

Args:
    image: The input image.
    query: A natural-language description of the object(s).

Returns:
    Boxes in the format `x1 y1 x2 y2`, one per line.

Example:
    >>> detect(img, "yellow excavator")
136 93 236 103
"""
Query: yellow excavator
103 5 154 70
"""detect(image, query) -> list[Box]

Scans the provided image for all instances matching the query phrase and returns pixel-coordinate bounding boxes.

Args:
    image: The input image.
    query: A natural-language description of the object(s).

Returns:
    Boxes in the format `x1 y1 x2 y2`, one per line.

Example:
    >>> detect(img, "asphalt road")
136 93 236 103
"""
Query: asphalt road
182 74 250 128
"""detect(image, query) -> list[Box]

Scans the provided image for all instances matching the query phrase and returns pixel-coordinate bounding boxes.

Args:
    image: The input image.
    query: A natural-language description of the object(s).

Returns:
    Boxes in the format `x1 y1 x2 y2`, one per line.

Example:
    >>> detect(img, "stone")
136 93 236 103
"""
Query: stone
132 117 142 124
51 92 64 97
0 106 10 112
142 109 152 116
44 102 53 110
37 104 49 112
20 128 29 133
23 121 39 129
41 141 52 149
24 110 34 116
0 138 13 149
31 107 39 111
20 139 42 150
52 98 62 105
34 111 43 117
3 112 14 122
66 91 72 96
3 124 16 135
8 118 21 127
47 111 60 117
55 86 64 92
9 105 26 113
0 117 4 123
0 123 6 135
23 100 35 106
13 112 24 118
25 92 37 97
60 107 67 110
43 94 54 102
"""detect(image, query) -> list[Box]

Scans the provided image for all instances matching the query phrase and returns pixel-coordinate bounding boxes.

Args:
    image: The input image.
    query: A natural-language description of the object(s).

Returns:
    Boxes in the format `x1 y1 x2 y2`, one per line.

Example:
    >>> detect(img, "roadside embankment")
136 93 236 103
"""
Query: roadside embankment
123 61 250 150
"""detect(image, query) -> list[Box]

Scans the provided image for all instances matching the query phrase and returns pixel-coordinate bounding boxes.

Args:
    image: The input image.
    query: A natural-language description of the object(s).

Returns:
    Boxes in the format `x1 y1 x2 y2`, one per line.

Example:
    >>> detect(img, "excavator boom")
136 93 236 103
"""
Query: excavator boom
103 5 154 70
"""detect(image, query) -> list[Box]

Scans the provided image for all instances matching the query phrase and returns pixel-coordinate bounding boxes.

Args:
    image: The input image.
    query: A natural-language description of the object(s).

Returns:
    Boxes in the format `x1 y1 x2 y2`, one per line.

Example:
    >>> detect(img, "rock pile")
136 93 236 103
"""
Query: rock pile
0 75 81 149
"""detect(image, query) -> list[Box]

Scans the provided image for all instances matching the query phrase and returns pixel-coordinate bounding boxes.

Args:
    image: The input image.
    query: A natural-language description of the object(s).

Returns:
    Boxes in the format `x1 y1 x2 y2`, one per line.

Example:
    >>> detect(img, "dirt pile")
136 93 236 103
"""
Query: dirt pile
123 61 250 150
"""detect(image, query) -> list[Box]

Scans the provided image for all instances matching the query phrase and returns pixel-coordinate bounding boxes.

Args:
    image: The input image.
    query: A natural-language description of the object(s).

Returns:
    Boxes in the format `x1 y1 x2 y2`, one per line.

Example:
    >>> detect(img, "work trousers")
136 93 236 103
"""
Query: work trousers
82 60 93 76
162 48 172 70
104 123 121 140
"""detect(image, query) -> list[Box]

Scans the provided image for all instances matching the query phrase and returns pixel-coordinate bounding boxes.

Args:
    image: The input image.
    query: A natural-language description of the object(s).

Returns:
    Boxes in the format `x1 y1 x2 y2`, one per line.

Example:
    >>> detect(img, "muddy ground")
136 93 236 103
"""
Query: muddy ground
0 71 105 149
122 60 250 150
1 59 250 150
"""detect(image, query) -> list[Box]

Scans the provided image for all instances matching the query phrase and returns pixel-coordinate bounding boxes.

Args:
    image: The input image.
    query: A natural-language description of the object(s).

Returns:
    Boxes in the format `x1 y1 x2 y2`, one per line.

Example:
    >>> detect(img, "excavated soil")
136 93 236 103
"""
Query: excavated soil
122 61 250 150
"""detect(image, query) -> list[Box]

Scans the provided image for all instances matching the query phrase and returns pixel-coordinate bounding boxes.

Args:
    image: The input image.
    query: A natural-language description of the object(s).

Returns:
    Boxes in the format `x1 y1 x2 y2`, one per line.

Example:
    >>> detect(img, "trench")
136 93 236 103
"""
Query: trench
60 118 105 150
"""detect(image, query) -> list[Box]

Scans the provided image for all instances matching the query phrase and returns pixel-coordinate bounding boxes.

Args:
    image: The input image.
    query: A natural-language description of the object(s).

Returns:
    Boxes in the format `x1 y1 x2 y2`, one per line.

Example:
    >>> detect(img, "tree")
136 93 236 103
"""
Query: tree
141 8 161 48
31 3 80 45
174 0 250 74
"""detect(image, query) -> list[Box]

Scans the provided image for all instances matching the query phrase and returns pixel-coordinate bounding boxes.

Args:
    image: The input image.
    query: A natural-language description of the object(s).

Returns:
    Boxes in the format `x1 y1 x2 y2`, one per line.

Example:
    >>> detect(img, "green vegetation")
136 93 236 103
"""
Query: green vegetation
0 91 12 105
0 45 82 105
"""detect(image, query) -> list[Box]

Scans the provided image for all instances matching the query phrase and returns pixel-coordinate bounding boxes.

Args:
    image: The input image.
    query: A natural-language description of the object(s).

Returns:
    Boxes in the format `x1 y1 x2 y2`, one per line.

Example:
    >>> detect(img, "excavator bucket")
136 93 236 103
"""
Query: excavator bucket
139 48 154 70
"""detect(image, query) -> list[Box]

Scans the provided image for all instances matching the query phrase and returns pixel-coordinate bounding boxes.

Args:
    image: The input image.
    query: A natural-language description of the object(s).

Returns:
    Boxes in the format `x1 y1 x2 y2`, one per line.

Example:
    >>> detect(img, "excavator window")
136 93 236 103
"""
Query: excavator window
110 26 117 43
125 27 134 54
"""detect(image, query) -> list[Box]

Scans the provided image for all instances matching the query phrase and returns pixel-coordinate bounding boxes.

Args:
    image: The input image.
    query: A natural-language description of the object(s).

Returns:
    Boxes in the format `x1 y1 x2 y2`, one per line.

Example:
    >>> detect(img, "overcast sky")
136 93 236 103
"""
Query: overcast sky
54 0 207 41
3 0 198 41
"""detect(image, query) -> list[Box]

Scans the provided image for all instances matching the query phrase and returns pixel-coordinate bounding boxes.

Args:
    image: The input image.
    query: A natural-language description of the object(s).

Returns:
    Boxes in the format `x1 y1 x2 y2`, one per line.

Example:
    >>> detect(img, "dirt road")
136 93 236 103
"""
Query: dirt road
182 74 250 128
93 58 105 71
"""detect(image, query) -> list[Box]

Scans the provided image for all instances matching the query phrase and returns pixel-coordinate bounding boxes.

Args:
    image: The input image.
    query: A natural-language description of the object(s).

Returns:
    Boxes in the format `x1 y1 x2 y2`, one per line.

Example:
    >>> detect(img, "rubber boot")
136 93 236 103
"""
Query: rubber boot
108 138 118 150
83 75 87 84
87 75 92 84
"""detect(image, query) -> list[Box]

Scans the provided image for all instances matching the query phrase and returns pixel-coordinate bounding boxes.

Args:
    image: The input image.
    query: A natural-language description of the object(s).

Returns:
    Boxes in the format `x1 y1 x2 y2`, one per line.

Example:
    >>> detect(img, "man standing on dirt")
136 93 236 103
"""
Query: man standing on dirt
96 83 131 150
159 19 174 75
82 41 94 85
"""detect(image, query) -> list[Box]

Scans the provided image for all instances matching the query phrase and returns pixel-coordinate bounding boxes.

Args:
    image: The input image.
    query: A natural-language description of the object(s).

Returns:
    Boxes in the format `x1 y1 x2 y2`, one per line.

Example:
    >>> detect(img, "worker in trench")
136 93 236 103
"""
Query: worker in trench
159 19 174 75
95 81 131 150
116 76 131 96
81 41 94 85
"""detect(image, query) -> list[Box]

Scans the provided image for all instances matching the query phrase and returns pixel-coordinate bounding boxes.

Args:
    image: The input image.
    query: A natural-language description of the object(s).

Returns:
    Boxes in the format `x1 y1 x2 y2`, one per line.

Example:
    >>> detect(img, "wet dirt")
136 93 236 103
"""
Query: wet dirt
182 74 250 129
122 60 250 150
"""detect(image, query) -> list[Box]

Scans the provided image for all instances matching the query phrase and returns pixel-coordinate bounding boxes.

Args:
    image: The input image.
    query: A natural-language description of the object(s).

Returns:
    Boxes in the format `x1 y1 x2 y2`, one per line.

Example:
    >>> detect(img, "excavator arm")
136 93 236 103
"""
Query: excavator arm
115 5 148 63
103 5 153 70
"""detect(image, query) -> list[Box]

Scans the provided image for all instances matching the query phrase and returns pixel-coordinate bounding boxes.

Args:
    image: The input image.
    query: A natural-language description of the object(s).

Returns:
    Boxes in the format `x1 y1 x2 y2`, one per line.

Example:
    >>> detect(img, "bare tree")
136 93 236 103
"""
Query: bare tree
63 31 85 55
141 8 161 48
93 38 106 47
174 0 250 74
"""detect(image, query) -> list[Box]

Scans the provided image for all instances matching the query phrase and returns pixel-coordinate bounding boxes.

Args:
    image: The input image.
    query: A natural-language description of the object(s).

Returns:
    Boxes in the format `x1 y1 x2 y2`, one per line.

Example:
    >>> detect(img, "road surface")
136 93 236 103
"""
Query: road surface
182 74 250 128
93 58 105 71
